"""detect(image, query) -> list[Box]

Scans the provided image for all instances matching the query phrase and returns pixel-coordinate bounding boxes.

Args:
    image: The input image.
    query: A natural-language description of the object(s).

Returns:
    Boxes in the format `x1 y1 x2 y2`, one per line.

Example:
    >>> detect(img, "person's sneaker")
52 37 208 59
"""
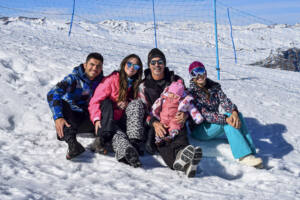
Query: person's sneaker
173 145 195 171
238 154 263 168
89 137 107 155
125 146 142 168
66 139 85 160
185 146 202 178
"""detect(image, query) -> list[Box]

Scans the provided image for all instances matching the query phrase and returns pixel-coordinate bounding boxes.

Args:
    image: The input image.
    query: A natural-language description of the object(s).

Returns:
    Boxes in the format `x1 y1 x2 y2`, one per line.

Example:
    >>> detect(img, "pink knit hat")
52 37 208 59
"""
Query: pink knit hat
168 80 184 97
188 61 205 74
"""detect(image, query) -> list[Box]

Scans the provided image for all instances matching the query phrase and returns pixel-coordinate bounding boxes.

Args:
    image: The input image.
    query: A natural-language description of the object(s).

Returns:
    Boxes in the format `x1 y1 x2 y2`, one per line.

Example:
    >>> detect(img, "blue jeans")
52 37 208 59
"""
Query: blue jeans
191 113 256 159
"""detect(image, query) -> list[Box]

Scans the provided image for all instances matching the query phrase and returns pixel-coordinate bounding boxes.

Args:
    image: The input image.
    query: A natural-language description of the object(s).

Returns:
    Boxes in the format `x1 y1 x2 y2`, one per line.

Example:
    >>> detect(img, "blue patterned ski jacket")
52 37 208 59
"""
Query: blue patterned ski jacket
47 64 103 120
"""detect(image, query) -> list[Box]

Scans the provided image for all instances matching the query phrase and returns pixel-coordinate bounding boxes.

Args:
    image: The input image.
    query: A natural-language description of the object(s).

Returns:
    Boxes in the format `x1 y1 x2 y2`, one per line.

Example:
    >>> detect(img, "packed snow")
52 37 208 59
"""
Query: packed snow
0 17 300 200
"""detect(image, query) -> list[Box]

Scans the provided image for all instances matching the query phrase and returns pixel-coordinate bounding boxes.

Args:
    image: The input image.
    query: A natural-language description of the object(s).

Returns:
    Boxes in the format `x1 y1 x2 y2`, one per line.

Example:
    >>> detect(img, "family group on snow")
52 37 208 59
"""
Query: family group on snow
47 48 263 177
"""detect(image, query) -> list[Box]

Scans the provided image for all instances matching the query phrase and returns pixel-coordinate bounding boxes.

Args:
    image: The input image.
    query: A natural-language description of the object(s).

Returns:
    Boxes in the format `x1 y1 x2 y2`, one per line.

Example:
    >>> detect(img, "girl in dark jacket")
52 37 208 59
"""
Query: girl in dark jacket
188 61 263 168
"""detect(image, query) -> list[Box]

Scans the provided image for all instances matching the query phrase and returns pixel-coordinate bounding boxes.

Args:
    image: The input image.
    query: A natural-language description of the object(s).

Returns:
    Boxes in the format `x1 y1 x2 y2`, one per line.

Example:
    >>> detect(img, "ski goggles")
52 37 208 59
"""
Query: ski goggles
150 59 164 66
127 61 141 70
190 67 206 78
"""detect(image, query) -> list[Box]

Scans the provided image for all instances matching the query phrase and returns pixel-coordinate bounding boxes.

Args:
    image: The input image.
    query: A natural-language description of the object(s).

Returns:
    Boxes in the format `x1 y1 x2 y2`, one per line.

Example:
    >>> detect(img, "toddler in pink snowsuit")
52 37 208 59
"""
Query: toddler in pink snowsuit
152 80 203 145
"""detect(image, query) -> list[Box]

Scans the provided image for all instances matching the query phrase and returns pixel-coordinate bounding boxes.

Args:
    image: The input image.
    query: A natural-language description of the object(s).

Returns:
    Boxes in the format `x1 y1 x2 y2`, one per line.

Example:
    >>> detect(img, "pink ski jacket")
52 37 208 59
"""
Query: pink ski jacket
152 86 204 125
89 71 129 124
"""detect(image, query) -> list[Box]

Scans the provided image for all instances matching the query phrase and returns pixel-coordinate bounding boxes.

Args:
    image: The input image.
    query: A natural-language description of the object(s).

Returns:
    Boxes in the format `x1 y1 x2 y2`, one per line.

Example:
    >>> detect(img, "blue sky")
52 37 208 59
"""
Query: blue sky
0 0 299 25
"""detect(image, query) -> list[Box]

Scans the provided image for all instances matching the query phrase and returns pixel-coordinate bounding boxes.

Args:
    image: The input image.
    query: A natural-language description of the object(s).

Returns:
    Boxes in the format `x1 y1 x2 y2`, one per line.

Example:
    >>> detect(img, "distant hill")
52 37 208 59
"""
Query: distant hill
251 47 300 72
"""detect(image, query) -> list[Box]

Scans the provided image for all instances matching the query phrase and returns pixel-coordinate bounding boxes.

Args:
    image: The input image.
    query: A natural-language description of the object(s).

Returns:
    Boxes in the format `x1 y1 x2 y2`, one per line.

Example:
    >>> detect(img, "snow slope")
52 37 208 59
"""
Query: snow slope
0 17 300 200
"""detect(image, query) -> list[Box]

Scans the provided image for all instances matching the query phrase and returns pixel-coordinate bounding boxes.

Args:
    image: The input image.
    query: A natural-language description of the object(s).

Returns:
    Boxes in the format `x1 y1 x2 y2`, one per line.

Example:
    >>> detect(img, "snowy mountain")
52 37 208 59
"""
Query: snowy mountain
0 17 300 200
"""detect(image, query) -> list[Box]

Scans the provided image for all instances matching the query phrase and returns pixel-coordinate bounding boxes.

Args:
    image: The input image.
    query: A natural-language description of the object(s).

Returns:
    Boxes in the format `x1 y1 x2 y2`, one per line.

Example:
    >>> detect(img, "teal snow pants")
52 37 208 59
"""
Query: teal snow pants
191 113 256 159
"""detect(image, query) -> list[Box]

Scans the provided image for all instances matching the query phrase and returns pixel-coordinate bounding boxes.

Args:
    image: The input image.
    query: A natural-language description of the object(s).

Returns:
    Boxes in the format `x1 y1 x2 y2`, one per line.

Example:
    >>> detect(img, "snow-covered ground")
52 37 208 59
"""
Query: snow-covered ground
0 17 300 200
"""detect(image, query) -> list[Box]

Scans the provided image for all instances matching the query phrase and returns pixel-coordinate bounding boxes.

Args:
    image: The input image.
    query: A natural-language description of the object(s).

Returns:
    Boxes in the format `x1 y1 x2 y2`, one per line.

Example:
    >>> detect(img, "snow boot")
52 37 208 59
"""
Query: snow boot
63 126 85 160
173 145 195 171
185 146 202 178
145 128 157 155
66 138 85 160
125 146 142 168
130 139 144 156
89 137 107 155
238 154 263 168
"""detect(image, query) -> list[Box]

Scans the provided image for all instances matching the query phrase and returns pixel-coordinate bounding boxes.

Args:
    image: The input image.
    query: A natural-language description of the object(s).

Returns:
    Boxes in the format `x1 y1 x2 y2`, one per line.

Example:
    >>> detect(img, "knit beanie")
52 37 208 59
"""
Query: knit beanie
147 48 166 67
188 61 205 74
168 80 184 97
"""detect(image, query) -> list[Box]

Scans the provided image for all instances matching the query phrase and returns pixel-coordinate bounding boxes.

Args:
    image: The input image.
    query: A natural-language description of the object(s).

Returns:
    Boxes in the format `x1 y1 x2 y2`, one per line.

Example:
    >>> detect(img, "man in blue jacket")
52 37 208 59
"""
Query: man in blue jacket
47 53 104 160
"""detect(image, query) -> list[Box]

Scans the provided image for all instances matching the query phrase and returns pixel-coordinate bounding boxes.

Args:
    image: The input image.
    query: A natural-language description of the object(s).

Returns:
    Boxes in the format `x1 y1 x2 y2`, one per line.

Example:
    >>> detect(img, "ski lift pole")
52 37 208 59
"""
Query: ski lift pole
152 0 158 48
213 0 220 80
68 0 76 37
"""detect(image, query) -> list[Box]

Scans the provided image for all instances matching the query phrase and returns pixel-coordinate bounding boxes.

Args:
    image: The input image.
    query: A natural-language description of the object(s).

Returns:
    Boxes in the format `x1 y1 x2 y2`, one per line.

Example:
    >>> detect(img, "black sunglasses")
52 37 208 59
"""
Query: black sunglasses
150 59 164 66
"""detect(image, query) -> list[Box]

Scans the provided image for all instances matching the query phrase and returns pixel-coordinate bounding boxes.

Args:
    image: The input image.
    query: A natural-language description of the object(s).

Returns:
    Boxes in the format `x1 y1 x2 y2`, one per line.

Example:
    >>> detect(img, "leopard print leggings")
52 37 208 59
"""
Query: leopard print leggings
112 99 145 160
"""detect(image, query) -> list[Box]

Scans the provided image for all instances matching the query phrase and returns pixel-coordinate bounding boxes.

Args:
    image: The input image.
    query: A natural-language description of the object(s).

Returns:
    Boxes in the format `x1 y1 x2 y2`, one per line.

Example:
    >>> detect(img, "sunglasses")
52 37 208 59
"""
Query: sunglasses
150 59 164 66
127 61 141 70
190 67 206 78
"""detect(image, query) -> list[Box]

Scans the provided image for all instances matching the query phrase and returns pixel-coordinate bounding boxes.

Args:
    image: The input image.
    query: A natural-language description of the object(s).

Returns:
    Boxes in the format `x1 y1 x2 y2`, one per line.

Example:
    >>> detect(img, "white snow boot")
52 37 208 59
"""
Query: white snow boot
238 154 263 168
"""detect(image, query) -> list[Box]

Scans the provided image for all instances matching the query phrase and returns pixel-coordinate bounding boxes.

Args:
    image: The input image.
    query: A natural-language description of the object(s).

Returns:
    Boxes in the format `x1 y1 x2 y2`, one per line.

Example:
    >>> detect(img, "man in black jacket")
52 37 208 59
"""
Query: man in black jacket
138 48 202 177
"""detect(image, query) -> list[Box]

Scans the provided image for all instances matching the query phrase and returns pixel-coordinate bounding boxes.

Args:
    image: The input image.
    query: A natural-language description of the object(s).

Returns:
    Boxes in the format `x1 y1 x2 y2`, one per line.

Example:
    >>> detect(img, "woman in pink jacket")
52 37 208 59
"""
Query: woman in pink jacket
89 54 145 167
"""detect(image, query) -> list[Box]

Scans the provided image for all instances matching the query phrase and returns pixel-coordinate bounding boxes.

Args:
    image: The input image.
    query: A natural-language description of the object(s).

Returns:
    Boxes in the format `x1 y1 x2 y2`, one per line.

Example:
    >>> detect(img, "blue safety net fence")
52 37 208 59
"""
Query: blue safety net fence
1 0 284 77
